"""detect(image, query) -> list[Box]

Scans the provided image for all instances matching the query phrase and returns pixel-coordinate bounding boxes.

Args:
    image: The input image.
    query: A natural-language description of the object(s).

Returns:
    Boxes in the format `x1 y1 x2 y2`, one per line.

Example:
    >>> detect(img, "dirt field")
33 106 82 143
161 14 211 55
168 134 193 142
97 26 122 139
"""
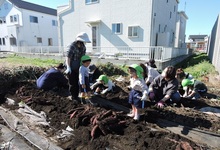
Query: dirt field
0 66 220 150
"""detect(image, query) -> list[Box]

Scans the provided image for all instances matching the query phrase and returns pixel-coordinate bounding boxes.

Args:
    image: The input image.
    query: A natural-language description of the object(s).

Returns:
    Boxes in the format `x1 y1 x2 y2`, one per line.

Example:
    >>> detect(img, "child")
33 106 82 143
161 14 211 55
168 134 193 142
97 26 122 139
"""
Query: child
181 79 208 100
127 64 148 121
88 64 102 85
90 75 115 95
79 55 96 105
176 68 193 97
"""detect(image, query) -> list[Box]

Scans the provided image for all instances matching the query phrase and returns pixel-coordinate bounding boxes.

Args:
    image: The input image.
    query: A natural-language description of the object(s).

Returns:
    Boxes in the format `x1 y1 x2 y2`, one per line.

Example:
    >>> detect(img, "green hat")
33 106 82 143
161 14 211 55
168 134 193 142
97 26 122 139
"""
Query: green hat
98 75 108 84
181 79 194 87
129 64 143 79
81 55 91 62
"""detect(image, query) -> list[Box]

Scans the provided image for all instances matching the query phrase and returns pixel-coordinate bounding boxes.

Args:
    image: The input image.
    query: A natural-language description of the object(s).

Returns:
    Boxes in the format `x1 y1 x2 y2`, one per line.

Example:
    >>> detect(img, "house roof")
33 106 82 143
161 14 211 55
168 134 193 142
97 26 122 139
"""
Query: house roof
188 35 208 40
8 0 57 16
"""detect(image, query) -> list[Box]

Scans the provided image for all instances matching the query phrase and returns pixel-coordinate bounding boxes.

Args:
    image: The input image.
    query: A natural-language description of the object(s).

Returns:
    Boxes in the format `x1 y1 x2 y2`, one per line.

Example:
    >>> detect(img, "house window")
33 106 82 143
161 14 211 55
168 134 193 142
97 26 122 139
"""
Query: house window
30 16 38 23
10 15 18 23
0 17 6 24
10 37 16 46
85 0 98 4
112 23 122 34
10 16 13 22
128 26 138 37
0 38 2 45
167 0 169 3
37 37 42 43
174 6 176 12
170 12 172 19
52 20 57 26
48 38 53 46
2 38 5 45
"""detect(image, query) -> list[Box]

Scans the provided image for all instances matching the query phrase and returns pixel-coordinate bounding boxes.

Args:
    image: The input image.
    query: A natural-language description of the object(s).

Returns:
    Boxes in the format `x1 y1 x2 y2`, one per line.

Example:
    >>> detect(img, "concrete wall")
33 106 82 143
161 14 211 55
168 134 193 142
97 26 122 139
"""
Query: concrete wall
208 14 220 74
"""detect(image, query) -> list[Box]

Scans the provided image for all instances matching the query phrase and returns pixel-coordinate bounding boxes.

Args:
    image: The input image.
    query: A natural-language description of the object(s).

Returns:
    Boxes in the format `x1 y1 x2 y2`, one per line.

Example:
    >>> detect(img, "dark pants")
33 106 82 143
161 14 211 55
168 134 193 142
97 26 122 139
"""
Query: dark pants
154 89 181 103
68 69 79 99
128 89 143 109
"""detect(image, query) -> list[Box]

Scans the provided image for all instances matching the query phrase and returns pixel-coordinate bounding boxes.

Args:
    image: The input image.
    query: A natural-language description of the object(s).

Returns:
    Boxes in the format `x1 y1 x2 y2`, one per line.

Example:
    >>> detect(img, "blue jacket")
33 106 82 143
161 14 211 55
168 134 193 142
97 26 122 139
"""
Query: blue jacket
37 68 68 90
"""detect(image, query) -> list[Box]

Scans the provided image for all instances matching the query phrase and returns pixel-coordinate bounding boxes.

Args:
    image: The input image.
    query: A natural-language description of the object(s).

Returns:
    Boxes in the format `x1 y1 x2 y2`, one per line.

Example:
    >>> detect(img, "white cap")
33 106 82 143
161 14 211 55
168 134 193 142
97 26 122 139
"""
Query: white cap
75 32 91 43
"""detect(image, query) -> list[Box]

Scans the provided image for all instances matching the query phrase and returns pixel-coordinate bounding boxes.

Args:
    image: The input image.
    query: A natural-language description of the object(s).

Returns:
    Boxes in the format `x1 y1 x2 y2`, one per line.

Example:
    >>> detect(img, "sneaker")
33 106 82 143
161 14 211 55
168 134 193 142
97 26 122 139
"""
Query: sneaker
133 114 140 121
94 92 99 95
127 113 134 117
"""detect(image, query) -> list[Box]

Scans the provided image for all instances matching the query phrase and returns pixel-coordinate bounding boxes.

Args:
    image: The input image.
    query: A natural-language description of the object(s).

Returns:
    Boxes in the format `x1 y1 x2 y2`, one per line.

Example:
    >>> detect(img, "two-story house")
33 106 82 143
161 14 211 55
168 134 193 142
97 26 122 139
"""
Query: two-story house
58 0 186 55
0 0 58 52
187 34 208 52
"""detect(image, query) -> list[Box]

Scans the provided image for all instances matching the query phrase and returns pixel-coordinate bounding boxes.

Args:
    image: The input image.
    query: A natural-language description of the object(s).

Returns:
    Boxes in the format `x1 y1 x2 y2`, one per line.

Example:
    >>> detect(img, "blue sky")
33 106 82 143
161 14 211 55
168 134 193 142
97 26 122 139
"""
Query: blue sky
25 0 220 41
179 0 220 40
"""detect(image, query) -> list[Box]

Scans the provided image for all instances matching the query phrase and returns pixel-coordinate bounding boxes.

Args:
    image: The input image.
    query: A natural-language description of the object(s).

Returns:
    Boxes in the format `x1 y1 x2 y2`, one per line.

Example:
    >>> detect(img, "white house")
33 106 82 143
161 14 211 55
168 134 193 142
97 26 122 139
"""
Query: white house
0 0 58 52
58 0 186 52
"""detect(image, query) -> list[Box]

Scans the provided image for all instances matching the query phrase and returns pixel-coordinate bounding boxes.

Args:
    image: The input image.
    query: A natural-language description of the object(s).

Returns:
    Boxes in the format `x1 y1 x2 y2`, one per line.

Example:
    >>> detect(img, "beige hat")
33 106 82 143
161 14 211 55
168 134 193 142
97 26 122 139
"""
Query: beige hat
75 32 91 43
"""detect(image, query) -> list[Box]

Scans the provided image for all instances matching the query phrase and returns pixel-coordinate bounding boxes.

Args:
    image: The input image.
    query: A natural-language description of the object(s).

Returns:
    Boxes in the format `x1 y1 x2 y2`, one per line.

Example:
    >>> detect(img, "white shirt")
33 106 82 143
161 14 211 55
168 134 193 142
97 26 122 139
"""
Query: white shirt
130 78 148 93
146 65 160 83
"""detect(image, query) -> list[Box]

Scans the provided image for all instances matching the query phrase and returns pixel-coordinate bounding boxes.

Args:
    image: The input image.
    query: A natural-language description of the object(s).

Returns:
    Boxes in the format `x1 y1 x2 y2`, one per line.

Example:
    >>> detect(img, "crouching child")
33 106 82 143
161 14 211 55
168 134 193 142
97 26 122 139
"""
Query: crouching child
127 64 148 121
181 79 208 100
90 75 115 95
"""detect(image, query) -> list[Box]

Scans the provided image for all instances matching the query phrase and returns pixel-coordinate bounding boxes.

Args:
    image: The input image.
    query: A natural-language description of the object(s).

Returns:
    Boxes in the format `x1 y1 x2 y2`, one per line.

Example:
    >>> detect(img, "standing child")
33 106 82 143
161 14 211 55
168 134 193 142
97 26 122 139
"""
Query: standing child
79 55 95 105
90 75 115 95
127 64 148 121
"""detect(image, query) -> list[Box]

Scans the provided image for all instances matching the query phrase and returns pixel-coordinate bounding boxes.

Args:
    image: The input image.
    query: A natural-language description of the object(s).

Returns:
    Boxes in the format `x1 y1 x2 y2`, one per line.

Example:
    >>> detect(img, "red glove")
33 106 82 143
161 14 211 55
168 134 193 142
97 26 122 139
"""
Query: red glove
156 100 165 108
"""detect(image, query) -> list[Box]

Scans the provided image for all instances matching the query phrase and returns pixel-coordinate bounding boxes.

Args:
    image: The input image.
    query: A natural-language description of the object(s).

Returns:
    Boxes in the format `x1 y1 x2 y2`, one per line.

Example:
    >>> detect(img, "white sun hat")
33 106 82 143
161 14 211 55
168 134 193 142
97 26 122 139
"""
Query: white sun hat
75 32 91 43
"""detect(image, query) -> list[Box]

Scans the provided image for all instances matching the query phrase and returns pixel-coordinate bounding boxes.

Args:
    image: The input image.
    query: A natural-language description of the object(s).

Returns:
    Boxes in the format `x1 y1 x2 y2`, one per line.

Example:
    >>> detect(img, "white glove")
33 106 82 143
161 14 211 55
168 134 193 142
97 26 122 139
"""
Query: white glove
101 89 108 95
141 94 147 101
65 66 71 74
141 91 148 101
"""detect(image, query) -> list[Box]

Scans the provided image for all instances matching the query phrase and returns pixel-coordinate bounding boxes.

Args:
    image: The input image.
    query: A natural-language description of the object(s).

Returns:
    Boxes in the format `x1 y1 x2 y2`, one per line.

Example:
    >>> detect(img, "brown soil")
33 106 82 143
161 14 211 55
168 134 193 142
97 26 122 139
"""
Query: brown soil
1 66 220 150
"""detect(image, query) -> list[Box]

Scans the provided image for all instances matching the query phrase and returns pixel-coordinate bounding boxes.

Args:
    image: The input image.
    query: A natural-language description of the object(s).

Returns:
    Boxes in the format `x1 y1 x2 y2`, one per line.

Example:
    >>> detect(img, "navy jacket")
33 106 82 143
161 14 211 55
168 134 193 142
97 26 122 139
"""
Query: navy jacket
37 68 68 90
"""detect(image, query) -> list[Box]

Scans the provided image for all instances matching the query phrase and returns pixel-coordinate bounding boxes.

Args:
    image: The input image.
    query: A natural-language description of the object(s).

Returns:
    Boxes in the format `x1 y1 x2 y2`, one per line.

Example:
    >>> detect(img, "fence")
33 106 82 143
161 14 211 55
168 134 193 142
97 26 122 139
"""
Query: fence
12 46 188 61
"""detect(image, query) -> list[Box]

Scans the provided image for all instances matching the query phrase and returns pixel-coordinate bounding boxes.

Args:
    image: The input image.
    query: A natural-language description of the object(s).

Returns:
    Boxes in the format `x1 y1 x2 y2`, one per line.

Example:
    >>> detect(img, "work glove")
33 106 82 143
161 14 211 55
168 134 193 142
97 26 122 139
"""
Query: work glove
148 92 155 100
156 100 165 108
101 89 108 95
141 91 148 101
141 94 147 101
64 66 71 74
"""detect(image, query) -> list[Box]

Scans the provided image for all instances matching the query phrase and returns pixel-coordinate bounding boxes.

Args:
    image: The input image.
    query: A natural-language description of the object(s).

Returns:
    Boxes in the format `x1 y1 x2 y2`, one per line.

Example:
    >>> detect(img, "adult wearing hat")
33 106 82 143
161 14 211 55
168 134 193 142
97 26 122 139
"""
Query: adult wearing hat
65 32 91 103
37 63 68 91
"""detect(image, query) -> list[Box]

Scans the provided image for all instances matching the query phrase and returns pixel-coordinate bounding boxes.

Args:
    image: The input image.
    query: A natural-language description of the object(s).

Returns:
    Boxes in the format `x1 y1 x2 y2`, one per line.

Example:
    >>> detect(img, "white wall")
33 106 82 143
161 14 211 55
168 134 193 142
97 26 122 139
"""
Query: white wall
59 0 153 47
0 0 58 51
152 0 179 47
59 0 181 49
19 9 58 46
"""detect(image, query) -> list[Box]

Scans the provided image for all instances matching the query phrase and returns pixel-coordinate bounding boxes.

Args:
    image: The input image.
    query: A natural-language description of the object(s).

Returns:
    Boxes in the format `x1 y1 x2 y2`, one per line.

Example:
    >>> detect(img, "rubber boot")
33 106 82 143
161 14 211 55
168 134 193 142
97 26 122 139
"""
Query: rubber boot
80 97 86 104
85 99 97 106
